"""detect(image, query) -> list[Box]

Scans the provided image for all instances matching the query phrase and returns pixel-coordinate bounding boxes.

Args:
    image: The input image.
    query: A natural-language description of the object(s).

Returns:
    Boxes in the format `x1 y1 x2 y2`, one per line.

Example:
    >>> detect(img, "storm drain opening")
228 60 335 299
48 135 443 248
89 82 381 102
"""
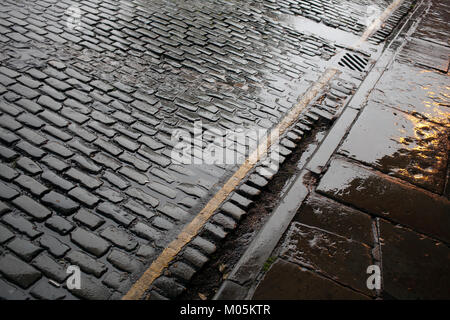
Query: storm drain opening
338 52 370 72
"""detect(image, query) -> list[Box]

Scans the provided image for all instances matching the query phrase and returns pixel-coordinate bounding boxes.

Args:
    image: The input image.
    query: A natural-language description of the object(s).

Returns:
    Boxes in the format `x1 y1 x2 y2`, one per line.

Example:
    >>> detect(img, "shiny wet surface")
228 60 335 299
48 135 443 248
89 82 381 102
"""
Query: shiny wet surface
0 0 399 299
253 0 450 300
339 103 448 194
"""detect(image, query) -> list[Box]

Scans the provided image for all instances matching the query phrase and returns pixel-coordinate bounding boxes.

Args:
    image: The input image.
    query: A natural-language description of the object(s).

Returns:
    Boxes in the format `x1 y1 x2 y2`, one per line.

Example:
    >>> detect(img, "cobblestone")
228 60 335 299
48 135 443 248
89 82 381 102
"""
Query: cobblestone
7 237 43 262
65 250 107 278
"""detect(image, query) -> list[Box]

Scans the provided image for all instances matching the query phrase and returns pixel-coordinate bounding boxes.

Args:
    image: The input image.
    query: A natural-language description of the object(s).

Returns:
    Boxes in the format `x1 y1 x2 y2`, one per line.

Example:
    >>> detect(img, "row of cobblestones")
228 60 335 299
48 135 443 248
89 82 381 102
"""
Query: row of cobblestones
0 0 396 299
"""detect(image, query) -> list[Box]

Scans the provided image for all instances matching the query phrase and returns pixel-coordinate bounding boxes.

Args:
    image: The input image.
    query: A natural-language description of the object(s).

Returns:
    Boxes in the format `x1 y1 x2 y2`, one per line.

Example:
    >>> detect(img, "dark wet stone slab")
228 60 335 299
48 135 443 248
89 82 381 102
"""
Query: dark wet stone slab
30 279 66 300
252 259 369 300
410 0 449 47
0 254 41 289
339 103 448 194
31 253 68 283
69 274 111 300
41 191 80 215
317 158 450 243
71 228 111 257
369 62 450 126
7 238 43 262
379 219 450 299
282 222 373 296
0 278 28 299
65 250 107 278
294 193 373 245
398 38 449 73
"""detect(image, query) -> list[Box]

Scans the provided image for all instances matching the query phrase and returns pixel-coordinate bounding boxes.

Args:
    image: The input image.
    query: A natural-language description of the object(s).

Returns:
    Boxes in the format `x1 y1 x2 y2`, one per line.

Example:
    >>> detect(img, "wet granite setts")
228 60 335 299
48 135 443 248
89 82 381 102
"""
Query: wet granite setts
0 0 376 299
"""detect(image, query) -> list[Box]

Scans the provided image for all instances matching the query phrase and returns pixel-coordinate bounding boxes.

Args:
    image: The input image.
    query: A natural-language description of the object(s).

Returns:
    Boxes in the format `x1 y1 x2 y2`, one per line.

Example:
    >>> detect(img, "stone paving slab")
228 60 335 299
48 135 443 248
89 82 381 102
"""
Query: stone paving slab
338 102 448 194
0 0 384 300
293 192 374 245
282 222 374 296
317 157 450 244
379 219 450 299
252 259 369 300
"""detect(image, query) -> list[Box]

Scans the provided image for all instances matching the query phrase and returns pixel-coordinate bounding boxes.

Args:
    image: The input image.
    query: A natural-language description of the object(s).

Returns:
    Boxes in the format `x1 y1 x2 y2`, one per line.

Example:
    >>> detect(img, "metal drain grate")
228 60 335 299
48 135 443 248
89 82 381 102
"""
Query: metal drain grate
338 52 369 72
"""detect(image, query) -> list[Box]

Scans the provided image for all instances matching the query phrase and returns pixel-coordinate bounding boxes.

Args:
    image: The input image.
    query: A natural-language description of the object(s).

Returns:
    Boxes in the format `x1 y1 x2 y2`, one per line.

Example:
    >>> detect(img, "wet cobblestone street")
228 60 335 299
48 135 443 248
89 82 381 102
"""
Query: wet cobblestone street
1 0 447 301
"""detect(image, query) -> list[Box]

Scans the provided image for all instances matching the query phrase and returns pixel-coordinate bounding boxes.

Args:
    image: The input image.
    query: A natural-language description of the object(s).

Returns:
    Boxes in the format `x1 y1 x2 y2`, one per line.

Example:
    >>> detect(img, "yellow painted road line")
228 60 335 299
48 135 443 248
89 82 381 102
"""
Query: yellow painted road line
123 0 405 300
123 68 338 300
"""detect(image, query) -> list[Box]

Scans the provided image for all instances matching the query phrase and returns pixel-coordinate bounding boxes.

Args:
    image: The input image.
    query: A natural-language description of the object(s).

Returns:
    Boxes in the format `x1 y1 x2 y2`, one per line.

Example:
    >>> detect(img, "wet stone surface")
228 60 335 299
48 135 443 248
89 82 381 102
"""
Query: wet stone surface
317 158 450 244
294 192 374 245
252 259 369 300
281 222 374 296
0 0 397 299
339 103 449 194
379 219 450 299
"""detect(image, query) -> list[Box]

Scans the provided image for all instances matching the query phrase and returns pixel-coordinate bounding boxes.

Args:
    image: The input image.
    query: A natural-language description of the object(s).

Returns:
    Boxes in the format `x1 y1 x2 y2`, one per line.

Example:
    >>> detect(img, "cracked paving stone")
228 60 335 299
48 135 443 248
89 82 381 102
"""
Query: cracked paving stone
118 166 149 184
158 203 189 222
0 253 42 289
103 171 130 190
96 187 124 203
0 128 20 145
136 244 156 259
152 216 174 231
148 181 177 199
41 171 74 191
71 228 111 257
0 201 11 214
41 156 69 172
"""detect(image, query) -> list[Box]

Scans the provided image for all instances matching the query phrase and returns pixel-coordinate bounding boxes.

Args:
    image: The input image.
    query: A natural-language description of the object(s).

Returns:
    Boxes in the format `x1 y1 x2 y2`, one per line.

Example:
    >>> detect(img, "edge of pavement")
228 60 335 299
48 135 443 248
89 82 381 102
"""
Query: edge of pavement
213 0 428 300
